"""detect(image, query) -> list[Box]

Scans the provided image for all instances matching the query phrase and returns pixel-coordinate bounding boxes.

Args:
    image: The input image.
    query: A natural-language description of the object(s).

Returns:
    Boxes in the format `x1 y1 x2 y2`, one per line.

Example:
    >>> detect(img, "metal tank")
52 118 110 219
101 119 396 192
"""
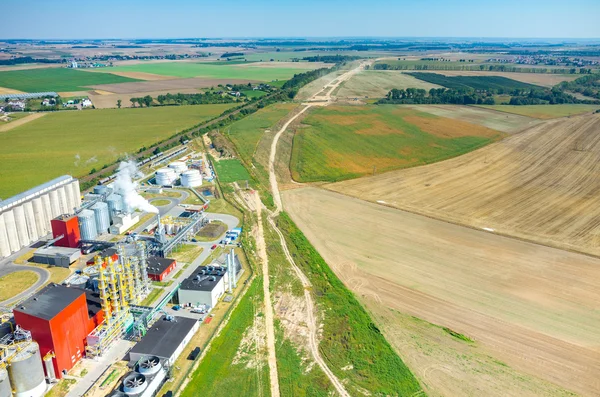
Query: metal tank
48 189 60 218
41 194 53 233
57 186 68 215
181 169 202 187
65 274 89 289
155 168 177 186
4 210 20 253
168 161 188 174
71 180 82 209
94 185 108 195
0 368 11 397
23 201 39 242
7 342 46 397
91 202 110 234
0 213 11 258
78 209 98 240
63 183 75 213
107 194 124 216
13 206 30 248
31 197 47 237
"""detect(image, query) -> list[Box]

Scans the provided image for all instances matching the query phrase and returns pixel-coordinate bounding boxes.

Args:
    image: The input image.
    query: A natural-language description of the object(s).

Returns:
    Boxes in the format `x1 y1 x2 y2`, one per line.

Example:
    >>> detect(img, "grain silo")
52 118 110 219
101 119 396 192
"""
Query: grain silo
63 183 75 213
3 210 20 253
155 168 177 186
106 194 124 217
71 180 82 208
0 368 11 397
49 190 60 218
13 206 30 248
78 209 98 240
94 185 108 195
57 186 69 215
31 198 47 237
0 213 10 258
7 342 46 397
23 201 38 242
91 202 110 234
181 169 203 187
41 195 53 232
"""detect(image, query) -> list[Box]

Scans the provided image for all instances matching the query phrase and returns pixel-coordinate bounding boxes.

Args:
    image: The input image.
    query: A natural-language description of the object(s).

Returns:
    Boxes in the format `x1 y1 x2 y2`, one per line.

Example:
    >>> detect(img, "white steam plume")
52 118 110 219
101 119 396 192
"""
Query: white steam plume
113 160 159 214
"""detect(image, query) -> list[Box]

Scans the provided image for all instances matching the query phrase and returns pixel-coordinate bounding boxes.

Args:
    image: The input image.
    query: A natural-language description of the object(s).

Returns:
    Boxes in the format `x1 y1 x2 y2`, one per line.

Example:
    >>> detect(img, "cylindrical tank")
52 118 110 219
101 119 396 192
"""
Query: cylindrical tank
91 202 110 234
23 201 39 242
155 168 177 186
7 342 46 397
0 368 11 397
94 185 108 195
57 186 69 215
41 195 53 233
4 210 20 253
63 183 75 214
106 194 124 216
31 198 47 237
49 190 60 218
13 206 30 248
181 169 202 187
71 180 82 209
65 274 89 289
168 161 187 174
78 209 98 240
0 213 11 258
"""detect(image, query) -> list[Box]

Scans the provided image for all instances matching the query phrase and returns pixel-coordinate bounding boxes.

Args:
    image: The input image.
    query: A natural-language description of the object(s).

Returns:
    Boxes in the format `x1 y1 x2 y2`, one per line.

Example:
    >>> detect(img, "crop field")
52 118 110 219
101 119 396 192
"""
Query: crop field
478 104 600 119
431 70 580 87
107 61 318 81
0 68 141 92
405 104 540 133
283 187 600 397
86 77 260 95
0 104 233 198
290 105 504 182
407 72 540 91
336 70 441 98
328 114 600 257
226 103 296 163
212 159 251 183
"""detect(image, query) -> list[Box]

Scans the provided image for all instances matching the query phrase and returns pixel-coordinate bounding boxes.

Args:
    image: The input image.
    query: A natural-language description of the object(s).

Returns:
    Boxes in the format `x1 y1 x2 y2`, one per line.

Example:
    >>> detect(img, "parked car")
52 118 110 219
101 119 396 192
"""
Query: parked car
211 244 217 250
188 347 201 361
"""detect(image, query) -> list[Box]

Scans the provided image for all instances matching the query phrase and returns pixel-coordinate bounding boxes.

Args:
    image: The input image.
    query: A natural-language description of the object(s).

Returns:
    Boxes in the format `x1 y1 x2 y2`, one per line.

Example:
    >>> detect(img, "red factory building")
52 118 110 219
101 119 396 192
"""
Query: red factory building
13 284 104 379
51 214 81 248
147 257 177 281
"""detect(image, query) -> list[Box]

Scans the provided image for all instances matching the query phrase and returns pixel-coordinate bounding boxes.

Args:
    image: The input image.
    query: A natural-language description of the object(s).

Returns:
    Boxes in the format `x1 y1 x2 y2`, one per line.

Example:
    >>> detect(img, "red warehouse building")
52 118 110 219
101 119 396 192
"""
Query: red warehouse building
51 215 81 248
147 257 177 281
13 284 103 379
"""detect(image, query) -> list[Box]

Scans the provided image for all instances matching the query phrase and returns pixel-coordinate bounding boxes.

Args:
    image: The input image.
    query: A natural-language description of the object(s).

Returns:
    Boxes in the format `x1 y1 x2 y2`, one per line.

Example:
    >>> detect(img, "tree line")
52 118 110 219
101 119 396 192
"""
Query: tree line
378 88 496 105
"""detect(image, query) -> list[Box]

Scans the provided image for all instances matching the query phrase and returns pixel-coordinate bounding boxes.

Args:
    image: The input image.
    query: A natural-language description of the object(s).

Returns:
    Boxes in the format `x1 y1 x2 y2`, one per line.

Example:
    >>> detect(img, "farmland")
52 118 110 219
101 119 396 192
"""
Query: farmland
336 70 441 98
478 104 600 119
0 104 234 198
290 105 504 182
283 187 600 396
0 67 141 92
430 70 580 87
212 159 251 184
327 114 600 257
107 61 318 81
406 72 540 91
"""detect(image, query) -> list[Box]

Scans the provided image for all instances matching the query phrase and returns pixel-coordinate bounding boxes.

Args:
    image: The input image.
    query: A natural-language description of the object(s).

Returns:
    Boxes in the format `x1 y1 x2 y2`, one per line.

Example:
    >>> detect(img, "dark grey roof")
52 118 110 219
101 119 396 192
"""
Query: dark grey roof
100 247 118 258
180 265 225 292
146 257 175 275
129 316 196 360
14 284 85 321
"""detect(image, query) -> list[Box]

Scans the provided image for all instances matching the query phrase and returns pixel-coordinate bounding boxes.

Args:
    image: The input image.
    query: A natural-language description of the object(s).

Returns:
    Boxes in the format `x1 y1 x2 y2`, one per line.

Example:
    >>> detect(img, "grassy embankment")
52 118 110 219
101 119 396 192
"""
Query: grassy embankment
0 67 140 92
275 212 424 395
291 105 504 182
0 104 234 198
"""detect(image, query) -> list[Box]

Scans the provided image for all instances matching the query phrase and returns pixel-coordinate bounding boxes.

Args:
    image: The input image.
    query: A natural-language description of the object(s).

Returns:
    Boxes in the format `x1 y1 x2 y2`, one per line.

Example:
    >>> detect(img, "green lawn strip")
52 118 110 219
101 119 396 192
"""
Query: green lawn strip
212 159 251 183
276 212 424 396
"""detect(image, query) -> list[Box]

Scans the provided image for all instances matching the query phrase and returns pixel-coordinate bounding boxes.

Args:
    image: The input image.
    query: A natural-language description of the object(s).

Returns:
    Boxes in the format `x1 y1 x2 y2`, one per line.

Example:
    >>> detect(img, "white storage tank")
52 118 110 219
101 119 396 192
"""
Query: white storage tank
0 367 11 397
91 202 110 234
168 161 188 174
13 206 30 248
31 198 47 237
3 210 20 253
181 169 203 188
78 209 98 240
155 168 177 186
0 214 10 258
71 180 82 209
23 201 38 242
7 342 46 397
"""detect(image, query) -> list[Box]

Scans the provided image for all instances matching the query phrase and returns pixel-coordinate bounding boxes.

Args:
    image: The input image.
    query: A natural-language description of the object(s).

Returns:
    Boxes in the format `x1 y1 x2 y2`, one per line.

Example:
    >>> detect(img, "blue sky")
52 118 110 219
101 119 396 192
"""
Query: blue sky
2 0 599 39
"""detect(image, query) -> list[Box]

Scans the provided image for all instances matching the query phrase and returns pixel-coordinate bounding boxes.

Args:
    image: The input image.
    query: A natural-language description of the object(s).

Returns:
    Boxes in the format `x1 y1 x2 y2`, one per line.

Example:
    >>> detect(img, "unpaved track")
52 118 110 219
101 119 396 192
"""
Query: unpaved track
263 64 367 397
0 113 47 132
253 192 281 397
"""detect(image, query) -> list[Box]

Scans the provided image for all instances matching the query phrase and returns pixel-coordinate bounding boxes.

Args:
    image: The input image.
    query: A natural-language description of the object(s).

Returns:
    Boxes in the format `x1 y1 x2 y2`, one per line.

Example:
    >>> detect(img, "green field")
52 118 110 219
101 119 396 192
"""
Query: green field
108 62 315 81
226 103 296 163
181 278 269 397
0 68 141 92
478 104 600 119
291 105 504 182
241 89 267 99
212 159 251 183
0 104 234 199
407 72 540 91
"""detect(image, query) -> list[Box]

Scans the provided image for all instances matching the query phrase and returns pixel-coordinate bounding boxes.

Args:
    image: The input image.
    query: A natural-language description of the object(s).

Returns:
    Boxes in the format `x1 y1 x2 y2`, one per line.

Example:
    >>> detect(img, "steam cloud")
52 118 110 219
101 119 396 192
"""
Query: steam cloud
113 160 159 214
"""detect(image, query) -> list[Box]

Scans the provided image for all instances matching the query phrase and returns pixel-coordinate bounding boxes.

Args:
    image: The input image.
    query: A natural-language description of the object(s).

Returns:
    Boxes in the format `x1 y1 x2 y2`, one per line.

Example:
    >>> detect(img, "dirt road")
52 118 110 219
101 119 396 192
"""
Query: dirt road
0 113 47 133
253 192 280 397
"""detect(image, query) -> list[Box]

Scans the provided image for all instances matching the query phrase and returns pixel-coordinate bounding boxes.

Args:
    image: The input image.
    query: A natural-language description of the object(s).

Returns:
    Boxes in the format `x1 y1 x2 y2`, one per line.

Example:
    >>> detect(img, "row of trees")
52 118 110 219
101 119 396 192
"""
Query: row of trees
509 88 582 105
379 88 496 105
557 73 600 100
302 55 361 63
374 62 593 74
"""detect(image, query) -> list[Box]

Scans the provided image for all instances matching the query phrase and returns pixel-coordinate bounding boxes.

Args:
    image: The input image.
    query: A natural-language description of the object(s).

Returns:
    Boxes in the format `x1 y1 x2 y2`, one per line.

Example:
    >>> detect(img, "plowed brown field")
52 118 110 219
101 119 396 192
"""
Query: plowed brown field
328 114 600 257
283 187 600 396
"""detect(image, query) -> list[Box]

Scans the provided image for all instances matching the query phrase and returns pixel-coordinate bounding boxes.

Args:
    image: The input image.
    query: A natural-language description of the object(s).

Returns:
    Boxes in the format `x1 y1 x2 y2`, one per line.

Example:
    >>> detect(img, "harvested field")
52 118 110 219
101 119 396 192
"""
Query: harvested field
336 70 441 98
432 70 579 87
82 70 176 81
291 105 504 182
57 90 90 97
406 104 540 133
328 114 600 257
478 104 600 119
283 187 600 397
0 86 24 94
88 77 259 94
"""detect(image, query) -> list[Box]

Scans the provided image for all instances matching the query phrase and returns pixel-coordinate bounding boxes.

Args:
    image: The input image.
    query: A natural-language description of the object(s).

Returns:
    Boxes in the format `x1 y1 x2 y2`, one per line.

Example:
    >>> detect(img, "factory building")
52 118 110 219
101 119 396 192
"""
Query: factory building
146 257 177 282
50 214 81 248
128 316 198 367
13 284 102 379
32 246 81 268
178 266 226 308
0 176 81 259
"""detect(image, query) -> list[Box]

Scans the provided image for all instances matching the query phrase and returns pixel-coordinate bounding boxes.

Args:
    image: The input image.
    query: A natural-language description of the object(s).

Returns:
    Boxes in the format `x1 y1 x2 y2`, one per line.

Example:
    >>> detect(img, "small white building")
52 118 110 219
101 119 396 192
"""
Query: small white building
81 98 92 107
178 266 226 309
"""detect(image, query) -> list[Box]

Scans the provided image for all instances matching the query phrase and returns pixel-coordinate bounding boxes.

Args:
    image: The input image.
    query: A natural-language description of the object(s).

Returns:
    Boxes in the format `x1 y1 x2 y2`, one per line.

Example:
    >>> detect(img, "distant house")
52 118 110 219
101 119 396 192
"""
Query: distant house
71 61 78 68
228 91 241 97
7 100 25 111
81 99 92 107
